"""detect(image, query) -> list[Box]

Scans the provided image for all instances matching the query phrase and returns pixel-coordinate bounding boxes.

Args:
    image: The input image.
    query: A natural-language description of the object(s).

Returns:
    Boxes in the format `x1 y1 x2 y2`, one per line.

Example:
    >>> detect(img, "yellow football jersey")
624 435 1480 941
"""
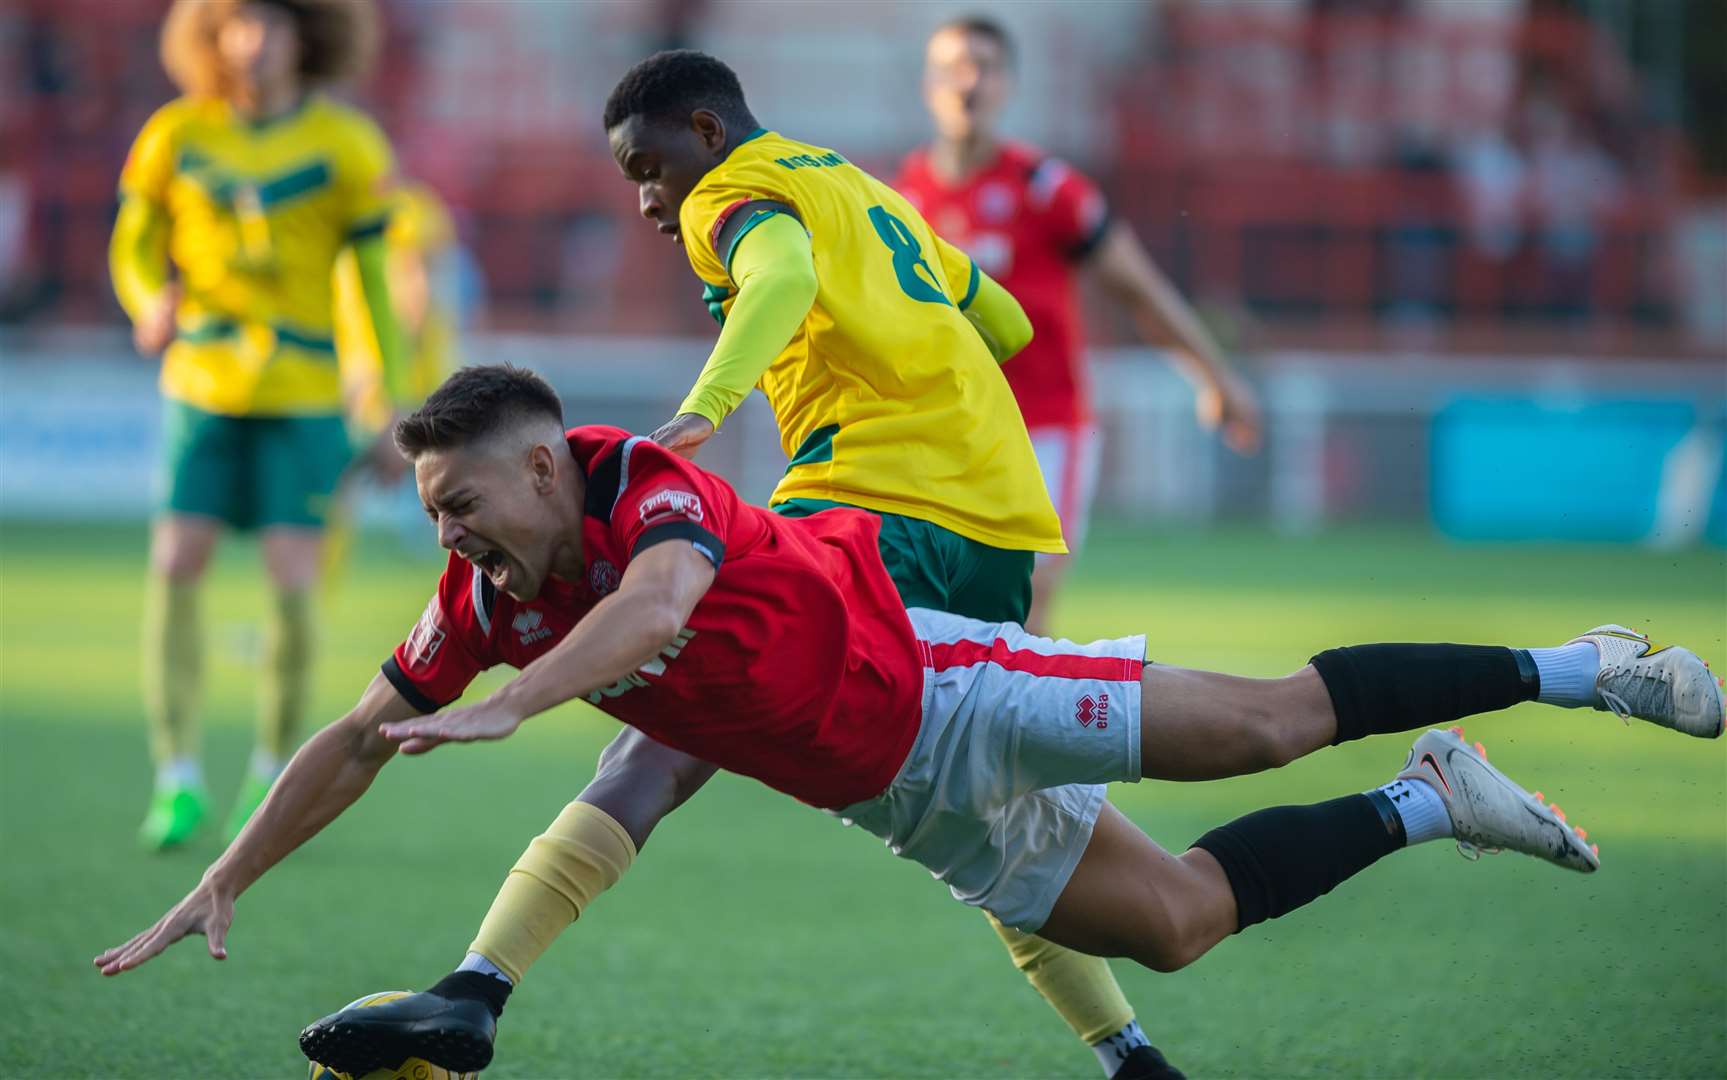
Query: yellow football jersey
679 130 1064 554
117 94 396 416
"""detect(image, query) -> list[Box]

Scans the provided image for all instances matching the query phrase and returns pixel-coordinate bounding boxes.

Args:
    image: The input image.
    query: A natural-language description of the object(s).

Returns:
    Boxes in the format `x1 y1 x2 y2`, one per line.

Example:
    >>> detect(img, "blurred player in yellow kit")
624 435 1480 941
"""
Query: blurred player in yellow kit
109 0 412 849
325 181 462 583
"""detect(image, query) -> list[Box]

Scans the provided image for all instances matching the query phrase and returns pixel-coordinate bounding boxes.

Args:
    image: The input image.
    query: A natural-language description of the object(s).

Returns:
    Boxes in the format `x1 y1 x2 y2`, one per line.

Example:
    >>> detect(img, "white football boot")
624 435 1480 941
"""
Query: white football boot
1397 727 1599 873
1568 624 1725 738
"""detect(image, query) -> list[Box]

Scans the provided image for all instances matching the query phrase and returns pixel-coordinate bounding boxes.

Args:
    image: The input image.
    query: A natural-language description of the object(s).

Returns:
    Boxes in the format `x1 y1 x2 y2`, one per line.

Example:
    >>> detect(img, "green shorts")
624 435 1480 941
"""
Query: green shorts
774 498 1034 624
160 400 354 531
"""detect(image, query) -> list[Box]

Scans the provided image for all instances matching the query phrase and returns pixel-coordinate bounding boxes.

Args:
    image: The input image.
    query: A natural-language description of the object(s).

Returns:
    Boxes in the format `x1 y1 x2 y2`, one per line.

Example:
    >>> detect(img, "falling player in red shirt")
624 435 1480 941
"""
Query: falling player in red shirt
896 16 1263 635
94 367 1724 1079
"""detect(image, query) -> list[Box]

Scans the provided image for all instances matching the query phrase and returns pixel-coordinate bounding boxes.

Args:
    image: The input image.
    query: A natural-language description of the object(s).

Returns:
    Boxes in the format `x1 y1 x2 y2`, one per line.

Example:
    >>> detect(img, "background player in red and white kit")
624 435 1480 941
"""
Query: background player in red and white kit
895 16 1264 634
94 366 1724 1079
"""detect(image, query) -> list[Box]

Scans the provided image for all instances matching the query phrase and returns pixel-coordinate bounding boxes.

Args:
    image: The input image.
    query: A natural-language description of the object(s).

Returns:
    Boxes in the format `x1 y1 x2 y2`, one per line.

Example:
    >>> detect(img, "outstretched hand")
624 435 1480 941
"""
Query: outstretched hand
648 413 715 460
379 699 525 755
93 878 234 976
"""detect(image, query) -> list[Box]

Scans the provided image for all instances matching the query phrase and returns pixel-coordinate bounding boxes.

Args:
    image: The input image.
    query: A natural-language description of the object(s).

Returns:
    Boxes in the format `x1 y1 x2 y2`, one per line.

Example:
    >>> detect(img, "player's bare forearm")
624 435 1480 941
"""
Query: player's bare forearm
382 542 717 751
1090 222 1262 451
493 543 713 718
581 728 720 850
207 674 411 895
1091 223 1230 387
93 675 412 975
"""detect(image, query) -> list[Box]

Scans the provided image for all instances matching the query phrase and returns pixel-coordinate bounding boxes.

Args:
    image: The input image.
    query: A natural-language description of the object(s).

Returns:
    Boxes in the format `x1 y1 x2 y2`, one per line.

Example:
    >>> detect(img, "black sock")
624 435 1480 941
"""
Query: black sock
1311 643 1539 745
1191 792 1405 932
427 970 511 1019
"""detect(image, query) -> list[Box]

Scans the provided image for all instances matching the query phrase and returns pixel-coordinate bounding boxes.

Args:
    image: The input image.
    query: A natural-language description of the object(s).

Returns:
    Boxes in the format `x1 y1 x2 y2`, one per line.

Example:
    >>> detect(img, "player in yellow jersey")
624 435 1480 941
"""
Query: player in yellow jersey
315 51 1176 1080
109 0 412 850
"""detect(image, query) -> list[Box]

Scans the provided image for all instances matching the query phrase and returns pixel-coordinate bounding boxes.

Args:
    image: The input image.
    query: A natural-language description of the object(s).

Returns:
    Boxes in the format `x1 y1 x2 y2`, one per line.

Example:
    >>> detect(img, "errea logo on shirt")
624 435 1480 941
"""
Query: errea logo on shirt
512 609 553 647
639 489 703 526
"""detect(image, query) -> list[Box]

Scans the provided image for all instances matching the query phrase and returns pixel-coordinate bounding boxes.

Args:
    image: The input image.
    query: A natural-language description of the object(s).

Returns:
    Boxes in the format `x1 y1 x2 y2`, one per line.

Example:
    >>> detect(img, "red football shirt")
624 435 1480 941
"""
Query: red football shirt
383 426 924 810
895 142 1111 429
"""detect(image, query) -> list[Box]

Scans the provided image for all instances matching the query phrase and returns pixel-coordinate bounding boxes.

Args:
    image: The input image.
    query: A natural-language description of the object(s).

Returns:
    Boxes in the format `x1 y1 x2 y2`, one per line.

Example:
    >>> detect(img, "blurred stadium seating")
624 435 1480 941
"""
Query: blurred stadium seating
2 0 1721 538
5 0 1720 349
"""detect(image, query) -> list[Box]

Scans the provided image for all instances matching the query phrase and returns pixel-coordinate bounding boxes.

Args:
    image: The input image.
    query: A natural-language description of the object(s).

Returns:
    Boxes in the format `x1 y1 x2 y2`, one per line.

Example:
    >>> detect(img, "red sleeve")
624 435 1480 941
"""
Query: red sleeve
611 439 731 571
382 556 494 712
889 153 925 213
1031 158 1112 260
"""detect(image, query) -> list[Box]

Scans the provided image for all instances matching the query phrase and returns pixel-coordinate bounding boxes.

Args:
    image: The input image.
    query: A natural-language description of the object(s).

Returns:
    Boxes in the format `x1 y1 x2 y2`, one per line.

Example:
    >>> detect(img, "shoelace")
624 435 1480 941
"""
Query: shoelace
1597 668 1671 726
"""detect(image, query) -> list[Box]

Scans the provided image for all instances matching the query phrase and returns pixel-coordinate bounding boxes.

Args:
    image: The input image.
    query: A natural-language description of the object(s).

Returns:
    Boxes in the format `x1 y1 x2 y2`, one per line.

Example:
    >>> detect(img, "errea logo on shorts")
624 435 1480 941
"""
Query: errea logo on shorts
1075 693 1110 730
638 489 703 526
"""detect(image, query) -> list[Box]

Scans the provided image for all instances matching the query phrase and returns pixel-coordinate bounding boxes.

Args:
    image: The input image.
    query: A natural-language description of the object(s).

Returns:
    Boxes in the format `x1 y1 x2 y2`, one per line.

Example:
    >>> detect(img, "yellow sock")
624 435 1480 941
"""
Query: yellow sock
985 911 1135 1046
469 801 637 984
142 574 202 767
257 588 313 762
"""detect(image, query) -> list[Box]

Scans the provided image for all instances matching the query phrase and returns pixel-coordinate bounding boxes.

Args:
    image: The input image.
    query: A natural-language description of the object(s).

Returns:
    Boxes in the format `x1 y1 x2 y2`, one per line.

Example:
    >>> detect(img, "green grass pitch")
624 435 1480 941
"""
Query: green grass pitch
2 521 1722 1077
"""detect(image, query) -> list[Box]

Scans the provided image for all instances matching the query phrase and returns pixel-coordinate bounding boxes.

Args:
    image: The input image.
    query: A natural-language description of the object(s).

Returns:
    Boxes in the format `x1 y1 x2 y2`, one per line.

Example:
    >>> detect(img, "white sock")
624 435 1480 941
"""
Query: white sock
1375 777 1453 845
156 756 203 789
1527 642 1599 708
457 950 514 986
247 747 287 781
1091 1018 1150 1076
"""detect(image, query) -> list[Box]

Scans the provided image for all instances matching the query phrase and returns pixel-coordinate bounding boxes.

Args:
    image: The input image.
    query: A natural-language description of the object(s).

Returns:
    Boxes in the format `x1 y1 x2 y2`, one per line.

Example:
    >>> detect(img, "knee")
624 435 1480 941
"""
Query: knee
593 728 657 780
262 536 323 591
151 536 212 581
1228 700 1304 774
1116 898 1209 974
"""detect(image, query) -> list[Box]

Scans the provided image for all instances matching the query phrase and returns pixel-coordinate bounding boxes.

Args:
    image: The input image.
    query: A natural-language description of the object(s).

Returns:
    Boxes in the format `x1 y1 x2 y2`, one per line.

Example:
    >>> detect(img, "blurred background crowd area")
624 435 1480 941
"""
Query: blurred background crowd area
1 0 1722 543
6 0 1724 353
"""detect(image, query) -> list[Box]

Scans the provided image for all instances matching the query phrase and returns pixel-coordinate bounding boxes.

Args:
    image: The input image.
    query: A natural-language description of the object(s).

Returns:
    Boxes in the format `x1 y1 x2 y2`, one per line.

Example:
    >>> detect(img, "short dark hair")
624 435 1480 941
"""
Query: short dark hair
394 364 565 458
602 49 756 132
936 15 1016 68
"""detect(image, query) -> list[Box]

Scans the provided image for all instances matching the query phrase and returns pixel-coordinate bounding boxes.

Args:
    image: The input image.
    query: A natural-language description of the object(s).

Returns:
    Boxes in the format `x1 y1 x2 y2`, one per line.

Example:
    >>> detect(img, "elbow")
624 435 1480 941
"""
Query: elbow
643 602 689 655
338 709 399 768
1003 317 1034 361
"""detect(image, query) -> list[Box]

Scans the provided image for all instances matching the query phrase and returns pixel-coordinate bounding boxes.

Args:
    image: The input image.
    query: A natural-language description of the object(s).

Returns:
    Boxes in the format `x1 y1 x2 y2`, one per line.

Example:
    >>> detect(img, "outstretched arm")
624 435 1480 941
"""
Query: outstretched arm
1087 222 1262 454
93 674 416 975
380 540 717 753
652 210 818 458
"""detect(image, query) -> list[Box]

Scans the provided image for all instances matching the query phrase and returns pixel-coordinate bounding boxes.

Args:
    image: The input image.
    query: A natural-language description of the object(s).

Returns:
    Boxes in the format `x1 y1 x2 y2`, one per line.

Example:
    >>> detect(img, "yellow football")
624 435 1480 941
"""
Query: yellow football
306 992 477 1080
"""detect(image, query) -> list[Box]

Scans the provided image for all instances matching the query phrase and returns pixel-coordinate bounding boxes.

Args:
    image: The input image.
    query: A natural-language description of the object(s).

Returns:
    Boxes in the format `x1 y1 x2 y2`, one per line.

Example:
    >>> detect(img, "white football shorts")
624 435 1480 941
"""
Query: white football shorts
830 607 1145 932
